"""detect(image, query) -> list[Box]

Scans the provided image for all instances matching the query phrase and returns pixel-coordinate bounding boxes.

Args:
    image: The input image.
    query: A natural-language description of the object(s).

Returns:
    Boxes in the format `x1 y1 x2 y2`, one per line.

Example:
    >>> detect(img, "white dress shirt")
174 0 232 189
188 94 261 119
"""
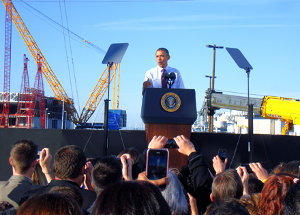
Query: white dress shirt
144 65 185 89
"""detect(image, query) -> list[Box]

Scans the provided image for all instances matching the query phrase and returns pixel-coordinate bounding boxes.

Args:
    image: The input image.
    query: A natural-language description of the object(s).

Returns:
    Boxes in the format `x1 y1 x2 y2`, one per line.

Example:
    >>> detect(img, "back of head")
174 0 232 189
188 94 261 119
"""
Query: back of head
49 185 83 208
258 174 293 215
161 171 188 215
117 147 139 164
240 193 261 215
53 145 86 179
279 160 300 178
10 140 38 174
91 156 122 195
207 199 250 215
283 181 300 215
248 177 264 194
212 169 243 201
92 181 171 215
17 193 83 215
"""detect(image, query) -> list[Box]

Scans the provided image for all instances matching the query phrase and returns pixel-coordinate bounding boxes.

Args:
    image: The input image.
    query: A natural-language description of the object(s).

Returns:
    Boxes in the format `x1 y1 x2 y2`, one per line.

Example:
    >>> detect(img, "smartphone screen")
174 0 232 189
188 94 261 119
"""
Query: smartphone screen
146 149 169 180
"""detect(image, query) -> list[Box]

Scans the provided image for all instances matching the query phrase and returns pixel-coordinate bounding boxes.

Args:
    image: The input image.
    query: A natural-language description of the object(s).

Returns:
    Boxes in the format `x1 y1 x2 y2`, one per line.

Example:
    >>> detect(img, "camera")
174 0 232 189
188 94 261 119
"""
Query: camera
241 164 253 174
164 139 178 149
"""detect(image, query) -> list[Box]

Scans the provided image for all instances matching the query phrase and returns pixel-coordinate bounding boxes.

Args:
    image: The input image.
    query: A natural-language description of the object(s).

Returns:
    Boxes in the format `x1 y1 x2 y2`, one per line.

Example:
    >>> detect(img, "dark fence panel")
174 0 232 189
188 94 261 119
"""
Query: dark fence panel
0 128 299 180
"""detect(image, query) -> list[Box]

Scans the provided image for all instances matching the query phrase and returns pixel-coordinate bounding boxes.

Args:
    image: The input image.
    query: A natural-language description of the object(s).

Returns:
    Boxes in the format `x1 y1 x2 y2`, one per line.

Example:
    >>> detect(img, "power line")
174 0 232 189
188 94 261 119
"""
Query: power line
14 0 194 2
17 0 106 54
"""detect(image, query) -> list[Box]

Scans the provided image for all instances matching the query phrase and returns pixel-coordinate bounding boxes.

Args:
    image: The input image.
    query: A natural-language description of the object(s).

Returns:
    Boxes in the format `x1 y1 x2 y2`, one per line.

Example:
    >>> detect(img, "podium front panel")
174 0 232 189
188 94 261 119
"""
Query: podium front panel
141 88 197 124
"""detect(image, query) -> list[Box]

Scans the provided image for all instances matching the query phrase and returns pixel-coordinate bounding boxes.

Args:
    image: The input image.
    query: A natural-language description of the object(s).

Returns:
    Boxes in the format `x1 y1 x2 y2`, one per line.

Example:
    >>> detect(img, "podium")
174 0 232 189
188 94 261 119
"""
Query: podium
141 88 197 169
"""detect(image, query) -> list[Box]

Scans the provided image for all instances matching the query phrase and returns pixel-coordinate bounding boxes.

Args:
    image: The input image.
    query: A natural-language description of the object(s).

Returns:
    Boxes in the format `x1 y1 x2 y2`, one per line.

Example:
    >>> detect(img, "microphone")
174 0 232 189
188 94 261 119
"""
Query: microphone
169 72 176 81
163 71 169 80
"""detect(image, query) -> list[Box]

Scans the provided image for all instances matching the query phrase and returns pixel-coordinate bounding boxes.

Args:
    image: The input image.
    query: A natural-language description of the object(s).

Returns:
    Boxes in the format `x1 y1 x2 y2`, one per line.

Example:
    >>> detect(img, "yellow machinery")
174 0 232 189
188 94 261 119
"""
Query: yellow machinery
261 96 300 135
2 0 121 124
205 92 300 135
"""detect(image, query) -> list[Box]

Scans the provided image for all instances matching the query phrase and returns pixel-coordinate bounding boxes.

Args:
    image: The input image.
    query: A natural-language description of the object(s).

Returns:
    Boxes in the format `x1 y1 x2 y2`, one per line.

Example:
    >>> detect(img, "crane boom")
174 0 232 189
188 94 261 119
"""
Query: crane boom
2 0 79 123
79 63 119 123
204 91 300 135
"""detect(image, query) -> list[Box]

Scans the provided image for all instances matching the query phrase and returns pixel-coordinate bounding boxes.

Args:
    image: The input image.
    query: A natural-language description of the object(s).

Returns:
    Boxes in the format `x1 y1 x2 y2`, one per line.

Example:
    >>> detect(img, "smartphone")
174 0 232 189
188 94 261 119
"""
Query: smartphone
241 164 253 174
36 150 42 159
146 149 169 180
218 148 227 162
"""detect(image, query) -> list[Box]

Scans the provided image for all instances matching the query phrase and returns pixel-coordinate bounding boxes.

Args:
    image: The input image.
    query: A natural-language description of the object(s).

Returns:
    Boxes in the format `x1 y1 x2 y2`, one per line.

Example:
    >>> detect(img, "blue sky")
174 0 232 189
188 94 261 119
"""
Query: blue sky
1 0 300 128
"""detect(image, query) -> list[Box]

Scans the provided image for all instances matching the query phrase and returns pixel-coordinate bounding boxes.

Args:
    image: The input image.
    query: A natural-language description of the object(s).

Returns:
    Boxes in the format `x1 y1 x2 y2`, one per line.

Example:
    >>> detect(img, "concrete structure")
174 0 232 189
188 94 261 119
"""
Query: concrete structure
193 110 300 136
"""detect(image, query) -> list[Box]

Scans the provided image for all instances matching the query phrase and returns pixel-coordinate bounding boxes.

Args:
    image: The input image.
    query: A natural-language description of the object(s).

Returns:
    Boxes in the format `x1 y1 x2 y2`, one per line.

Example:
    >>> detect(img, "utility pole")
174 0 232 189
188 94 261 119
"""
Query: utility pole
206 44 223 132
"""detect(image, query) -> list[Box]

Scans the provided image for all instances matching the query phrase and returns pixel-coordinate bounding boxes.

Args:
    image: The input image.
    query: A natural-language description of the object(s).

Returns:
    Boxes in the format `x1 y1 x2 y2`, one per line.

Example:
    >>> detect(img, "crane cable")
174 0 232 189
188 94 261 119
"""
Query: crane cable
62 0 82 113
17 0 106 54
58 0 75 111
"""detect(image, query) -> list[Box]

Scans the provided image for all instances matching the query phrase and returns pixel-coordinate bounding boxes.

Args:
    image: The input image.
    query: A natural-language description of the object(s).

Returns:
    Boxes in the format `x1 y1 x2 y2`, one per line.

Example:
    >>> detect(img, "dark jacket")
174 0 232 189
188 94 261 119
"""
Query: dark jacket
22 179 96 210
178 152 212 215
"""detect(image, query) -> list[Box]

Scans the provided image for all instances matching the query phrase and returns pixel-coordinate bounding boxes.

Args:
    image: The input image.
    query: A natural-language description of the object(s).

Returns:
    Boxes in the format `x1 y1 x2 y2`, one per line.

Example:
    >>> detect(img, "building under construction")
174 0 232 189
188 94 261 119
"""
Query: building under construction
0 92 72 129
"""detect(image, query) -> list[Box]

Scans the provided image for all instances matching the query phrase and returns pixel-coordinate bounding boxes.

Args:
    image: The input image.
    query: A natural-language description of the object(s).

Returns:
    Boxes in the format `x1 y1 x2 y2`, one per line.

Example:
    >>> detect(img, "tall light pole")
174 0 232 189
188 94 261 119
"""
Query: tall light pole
206 44 223 132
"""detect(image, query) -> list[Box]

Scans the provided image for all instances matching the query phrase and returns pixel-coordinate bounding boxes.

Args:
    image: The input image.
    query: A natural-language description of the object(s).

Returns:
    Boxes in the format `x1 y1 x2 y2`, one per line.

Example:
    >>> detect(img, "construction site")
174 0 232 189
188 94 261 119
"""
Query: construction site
1 0 300 181
0 0 126 130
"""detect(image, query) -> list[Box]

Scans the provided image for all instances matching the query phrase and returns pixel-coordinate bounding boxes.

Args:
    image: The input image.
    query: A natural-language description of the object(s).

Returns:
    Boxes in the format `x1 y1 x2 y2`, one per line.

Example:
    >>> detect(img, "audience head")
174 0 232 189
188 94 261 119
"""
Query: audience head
53 145 86 180
283 181 300 215
117 147 139 164
49 185 83 208
279 160 300 178
161 170 188 215
239 193 261 215
17 193 83 215
271 162 286 175
92 181 171 215
211 169 243 201
248 177 264 194
10 140 38 174
206 199 250 215
91 156 122 195
258 174 293 215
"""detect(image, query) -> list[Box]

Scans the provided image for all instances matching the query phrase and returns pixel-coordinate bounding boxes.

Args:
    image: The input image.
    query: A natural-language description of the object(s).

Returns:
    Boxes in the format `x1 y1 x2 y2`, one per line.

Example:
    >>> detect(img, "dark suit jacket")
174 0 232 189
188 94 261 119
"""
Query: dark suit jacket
0 175 40 208
22 179 97 210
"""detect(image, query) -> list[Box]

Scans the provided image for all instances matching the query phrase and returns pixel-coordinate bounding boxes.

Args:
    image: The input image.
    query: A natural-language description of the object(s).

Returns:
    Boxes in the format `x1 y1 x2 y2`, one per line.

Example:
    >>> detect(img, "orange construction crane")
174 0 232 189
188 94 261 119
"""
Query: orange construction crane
2 0 121 125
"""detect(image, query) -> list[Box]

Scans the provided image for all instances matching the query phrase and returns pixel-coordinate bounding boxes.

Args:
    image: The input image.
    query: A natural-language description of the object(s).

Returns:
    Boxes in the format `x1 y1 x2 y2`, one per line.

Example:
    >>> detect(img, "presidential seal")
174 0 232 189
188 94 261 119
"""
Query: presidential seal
161 92 181 112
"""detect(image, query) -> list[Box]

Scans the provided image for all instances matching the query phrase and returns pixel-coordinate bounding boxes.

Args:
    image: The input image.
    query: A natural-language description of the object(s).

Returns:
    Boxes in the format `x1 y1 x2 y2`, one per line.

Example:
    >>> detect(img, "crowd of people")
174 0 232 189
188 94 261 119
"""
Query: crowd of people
0 136 300 215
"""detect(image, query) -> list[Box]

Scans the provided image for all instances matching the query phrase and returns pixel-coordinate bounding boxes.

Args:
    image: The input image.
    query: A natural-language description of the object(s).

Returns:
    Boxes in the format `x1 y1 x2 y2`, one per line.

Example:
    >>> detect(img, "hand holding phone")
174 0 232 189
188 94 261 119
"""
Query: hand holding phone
146 149 169 180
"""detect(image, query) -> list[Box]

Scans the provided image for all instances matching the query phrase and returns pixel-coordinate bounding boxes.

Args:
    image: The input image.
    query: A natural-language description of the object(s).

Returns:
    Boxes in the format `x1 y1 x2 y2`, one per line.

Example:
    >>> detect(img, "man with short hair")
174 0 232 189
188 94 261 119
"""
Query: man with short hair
0 140 51 208
211 169 244 202
143 48 184 94
24 145 96 210
91 156 123 195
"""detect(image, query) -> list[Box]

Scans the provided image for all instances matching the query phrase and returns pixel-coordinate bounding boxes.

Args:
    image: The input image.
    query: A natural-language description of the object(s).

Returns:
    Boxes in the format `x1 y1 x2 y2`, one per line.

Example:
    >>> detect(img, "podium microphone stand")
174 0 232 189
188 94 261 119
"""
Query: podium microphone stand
102 43 129 156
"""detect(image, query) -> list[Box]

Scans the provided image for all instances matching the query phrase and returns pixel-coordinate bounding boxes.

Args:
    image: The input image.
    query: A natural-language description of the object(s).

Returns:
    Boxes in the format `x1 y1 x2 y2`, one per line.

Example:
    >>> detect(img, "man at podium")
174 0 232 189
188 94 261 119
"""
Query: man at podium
143 48 184 95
